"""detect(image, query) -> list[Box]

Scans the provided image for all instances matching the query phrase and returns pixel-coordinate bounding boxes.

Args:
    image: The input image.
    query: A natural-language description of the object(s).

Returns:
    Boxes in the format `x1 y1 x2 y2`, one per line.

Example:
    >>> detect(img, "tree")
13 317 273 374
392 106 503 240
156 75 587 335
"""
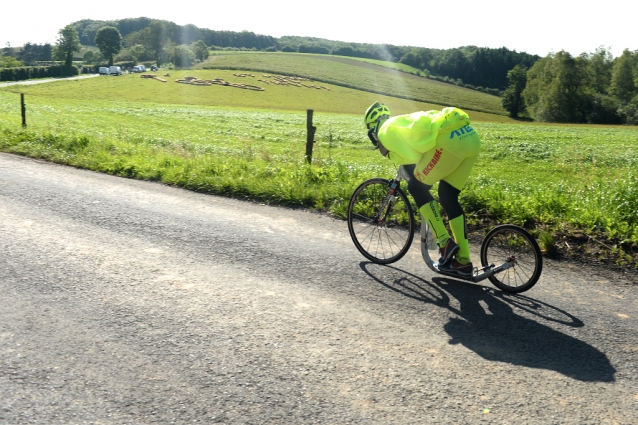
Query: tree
192 40 209 61
609 49 637 104
129 44 145 64
95 26 122 66
523 51 592 122
586 46 613 95
54 25 81 66
2 42 13 57
82 50 95 64
146 21 169 66
501 65 528 118
173 45 194 67
0 56 23 68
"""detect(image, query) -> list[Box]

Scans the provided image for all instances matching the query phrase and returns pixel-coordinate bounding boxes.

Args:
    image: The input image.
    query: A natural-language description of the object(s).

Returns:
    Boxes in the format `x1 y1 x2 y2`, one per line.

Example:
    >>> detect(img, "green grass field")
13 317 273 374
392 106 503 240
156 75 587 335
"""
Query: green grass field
1 54 637 266
197 53 506 115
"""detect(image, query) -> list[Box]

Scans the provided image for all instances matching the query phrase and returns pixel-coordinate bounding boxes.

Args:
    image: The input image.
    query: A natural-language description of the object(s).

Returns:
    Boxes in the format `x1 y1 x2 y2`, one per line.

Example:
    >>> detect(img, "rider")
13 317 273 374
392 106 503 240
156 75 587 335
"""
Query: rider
364 102 481 277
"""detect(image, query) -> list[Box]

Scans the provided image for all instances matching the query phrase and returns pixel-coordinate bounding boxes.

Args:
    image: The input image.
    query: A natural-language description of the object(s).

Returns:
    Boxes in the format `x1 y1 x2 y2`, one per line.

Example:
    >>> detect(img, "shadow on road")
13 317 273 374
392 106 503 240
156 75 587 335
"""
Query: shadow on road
360 262 616 383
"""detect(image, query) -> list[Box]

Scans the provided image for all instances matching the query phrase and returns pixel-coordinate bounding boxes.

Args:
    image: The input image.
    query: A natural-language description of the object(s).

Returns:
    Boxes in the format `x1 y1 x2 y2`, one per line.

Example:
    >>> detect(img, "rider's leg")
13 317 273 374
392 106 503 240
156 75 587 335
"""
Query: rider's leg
439 152 479 262
403 165 457 263
439 181 471 264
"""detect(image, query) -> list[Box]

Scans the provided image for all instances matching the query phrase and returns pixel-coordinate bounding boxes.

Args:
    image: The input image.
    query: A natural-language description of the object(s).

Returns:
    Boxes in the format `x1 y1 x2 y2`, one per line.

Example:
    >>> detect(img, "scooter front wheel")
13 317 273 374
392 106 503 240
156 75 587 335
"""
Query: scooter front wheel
347 178 415 264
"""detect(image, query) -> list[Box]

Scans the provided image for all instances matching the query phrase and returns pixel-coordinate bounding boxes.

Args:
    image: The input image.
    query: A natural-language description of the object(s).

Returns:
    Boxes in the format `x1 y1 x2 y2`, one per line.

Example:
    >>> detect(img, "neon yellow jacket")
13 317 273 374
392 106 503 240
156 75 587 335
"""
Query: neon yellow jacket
377 107 471 165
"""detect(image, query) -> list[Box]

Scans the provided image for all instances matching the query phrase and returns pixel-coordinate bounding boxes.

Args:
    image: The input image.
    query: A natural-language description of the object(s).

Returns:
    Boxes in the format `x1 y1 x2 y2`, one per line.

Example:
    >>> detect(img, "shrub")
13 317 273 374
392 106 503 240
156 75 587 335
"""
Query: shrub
0 64 79 81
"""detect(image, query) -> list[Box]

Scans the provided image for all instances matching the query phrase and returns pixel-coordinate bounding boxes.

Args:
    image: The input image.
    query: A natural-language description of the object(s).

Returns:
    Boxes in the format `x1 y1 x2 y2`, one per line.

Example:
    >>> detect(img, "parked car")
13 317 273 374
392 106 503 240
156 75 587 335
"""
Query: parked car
99 67 109 76
132 65 147 73
109 66 122 76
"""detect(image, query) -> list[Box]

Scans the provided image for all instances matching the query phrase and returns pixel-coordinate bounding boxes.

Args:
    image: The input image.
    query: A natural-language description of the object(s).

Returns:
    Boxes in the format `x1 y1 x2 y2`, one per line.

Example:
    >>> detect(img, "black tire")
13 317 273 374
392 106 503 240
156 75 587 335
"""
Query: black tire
480 224 543 293
347 178 415 264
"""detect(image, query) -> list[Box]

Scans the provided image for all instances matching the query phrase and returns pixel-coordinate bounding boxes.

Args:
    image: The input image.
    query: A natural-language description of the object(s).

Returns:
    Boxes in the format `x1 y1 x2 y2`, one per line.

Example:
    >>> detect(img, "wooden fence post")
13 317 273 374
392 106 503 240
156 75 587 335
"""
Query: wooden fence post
306 109 316 164
21 93 26 128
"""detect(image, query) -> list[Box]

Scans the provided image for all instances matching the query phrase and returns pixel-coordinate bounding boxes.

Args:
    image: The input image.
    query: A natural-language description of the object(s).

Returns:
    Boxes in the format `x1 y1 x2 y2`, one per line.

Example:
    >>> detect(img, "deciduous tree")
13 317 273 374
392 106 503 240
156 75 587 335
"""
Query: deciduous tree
609 49 637 104
192 40 209 61
147 21 169 66
502 65 528 118
54 25 81 66
129 44 145 64
523 51 592 122
95 26 122 66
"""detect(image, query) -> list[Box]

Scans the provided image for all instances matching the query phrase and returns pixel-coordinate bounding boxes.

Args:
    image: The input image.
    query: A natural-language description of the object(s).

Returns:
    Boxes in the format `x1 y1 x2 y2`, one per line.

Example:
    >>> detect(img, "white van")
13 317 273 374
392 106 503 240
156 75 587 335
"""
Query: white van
109 66 122 76
99 67 109 76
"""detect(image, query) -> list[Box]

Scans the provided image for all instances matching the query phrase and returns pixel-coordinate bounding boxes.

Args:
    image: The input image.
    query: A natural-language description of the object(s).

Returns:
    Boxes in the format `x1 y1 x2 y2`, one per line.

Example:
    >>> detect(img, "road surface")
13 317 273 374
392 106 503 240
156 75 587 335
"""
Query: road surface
1 152 636 424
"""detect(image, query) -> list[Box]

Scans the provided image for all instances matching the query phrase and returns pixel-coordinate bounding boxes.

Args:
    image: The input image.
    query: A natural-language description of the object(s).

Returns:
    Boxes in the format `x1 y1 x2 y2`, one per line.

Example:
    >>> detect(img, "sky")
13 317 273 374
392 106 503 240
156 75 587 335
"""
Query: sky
2 0 637 58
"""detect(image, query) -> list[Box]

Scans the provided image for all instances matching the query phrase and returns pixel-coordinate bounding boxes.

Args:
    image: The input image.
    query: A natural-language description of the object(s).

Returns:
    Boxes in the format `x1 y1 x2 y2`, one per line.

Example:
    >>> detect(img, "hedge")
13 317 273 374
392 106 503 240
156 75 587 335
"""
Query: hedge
0 65 80 82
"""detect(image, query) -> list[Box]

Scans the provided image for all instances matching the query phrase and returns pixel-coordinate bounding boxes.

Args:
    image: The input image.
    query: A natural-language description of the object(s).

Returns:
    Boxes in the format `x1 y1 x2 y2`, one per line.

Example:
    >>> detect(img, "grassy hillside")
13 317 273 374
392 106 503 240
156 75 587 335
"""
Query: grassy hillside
7 70 514 123
196 53 506 116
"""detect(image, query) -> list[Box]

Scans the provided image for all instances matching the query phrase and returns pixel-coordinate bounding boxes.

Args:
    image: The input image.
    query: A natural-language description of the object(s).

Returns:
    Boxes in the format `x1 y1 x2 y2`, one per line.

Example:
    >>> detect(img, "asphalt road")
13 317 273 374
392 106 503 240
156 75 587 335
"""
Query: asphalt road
1 152 637 424
0 75 99 88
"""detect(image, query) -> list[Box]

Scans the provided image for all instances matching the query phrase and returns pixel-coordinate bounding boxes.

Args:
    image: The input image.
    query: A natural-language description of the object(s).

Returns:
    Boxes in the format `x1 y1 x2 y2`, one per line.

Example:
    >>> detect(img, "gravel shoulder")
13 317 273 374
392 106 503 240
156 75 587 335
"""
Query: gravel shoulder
1 153 637 424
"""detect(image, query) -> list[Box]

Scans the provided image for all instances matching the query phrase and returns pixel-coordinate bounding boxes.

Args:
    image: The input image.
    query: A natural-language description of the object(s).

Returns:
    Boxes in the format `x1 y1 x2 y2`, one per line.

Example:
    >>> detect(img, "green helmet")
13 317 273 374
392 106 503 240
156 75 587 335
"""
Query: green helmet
364 102 390 131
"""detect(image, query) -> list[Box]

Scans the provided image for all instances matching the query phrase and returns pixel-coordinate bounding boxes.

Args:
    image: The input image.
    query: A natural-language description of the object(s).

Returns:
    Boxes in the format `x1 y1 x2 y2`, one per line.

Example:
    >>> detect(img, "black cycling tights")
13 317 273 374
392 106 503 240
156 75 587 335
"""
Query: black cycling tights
403 164 464 220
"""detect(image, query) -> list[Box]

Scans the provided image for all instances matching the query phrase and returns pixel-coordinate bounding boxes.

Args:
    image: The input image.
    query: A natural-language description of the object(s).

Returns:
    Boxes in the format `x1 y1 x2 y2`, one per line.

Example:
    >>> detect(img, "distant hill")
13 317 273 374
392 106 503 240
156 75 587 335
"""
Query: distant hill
196 52 506 116
71 18 540 90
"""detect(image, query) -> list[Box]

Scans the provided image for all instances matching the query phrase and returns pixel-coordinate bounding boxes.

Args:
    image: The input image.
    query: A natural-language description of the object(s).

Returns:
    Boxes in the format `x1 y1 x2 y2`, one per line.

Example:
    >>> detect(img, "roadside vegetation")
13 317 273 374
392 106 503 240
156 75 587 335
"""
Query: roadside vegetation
0 67 636 268
1 19 637 268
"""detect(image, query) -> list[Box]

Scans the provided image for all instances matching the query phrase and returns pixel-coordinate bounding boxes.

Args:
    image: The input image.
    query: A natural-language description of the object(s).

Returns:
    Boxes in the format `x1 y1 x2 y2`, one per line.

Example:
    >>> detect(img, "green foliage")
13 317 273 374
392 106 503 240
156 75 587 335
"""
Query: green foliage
618 94 638 125
0 85 636 246
588 94 620 124
0 65 79 81
173 45 195 68
95 26 122 67
147 21 169 66
0 56 24 68
54 25 81 67
586 46 613 94
523 51 593 123
18 42 53 65
609 49 637 104
129 44 145 64
192 40 209 62
501 65 527 118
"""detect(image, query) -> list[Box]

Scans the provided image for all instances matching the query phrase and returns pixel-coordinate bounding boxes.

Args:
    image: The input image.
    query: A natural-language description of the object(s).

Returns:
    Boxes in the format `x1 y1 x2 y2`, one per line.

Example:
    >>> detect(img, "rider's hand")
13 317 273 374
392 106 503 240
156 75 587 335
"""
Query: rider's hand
378 140 389 157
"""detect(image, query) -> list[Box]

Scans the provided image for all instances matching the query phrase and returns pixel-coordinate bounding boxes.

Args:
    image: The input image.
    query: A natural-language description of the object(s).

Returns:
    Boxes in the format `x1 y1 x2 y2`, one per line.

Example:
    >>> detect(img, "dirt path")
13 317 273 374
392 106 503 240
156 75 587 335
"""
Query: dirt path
1 152 636 424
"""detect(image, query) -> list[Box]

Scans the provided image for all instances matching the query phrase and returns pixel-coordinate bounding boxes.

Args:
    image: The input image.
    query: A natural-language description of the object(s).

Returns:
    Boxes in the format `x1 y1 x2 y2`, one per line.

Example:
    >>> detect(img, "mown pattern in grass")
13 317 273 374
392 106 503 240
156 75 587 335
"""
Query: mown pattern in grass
197 53 506 115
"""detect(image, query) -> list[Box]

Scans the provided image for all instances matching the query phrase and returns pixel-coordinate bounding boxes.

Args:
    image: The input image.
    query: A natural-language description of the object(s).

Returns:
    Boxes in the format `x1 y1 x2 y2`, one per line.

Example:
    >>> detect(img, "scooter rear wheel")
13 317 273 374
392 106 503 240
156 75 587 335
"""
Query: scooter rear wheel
480 225 543 293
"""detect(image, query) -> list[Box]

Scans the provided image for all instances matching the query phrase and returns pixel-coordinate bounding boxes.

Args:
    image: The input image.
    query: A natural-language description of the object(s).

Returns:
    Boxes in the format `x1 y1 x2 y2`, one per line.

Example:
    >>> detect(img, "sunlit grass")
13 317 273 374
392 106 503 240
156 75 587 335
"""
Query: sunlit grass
196 52 506 115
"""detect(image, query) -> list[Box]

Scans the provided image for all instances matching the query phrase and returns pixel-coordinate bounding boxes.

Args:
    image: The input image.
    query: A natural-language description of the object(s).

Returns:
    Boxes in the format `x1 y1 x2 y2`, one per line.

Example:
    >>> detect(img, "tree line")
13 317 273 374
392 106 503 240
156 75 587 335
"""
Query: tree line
502 48 638 124
3 18 538 93
5 18 636 125
66 18 538 90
